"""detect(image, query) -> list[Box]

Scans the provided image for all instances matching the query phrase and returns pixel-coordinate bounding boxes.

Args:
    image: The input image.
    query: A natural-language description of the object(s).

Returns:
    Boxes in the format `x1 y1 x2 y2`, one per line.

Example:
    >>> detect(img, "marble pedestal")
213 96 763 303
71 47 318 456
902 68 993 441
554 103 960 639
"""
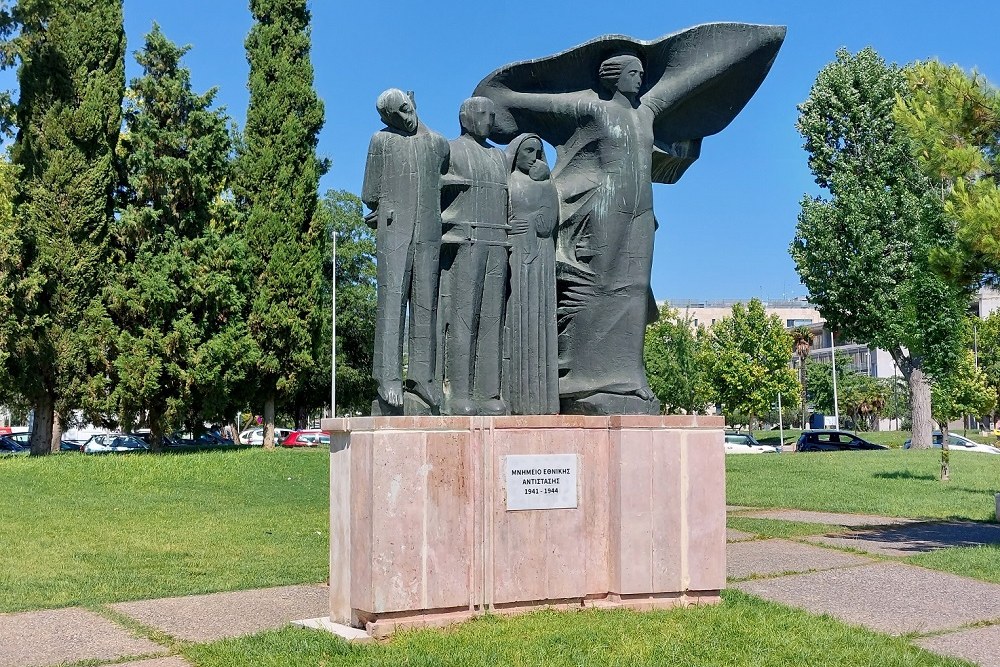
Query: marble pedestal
321 415 725 638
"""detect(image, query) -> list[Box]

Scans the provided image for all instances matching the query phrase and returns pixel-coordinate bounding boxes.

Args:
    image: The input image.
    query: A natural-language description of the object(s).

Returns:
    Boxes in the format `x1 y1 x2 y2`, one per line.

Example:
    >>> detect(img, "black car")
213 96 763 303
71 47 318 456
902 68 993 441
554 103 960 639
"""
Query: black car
0 435 28 454
795 430 888 452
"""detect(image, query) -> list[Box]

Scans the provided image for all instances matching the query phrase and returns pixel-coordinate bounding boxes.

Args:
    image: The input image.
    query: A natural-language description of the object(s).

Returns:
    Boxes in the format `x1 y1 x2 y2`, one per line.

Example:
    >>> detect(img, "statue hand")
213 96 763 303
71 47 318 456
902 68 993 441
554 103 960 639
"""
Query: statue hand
509 217 529 235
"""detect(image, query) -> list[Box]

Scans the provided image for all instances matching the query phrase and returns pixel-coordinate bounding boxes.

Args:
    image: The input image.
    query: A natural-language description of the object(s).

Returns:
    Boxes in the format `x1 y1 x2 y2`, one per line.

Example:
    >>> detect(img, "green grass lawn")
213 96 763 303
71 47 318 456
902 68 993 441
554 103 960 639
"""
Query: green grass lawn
0 448 329 612
727 448 999 520
183 591 966 667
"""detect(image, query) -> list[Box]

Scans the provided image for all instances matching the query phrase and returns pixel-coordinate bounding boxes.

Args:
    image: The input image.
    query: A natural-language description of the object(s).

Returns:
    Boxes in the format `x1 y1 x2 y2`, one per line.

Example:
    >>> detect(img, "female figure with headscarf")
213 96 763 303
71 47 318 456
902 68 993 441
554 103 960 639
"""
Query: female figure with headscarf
503 134 559 414
474 24 785 414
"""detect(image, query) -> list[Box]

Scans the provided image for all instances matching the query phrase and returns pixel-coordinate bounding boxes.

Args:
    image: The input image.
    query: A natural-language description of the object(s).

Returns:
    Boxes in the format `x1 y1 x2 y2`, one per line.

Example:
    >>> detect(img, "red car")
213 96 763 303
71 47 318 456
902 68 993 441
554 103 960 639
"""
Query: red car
280 429 330 447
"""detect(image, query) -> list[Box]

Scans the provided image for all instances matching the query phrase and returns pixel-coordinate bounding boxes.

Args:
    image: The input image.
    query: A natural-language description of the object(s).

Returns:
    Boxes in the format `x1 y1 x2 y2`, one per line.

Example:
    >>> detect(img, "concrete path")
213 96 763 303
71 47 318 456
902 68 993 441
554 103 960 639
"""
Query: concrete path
0 584 327 667
727 518 1000 666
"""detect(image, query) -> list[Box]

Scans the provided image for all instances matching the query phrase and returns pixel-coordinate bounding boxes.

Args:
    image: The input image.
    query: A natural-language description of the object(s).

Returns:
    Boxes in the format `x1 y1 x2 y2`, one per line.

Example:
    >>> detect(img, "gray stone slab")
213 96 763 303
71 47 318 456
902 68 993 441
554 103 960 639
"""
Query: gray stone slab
115 658 192 667
739 509 914 527
916 625 1000 667
735 562 1000 635
806 520 1000 557
727 538 873 580
0 607 164 667
112 584 329 643
727 528 756 542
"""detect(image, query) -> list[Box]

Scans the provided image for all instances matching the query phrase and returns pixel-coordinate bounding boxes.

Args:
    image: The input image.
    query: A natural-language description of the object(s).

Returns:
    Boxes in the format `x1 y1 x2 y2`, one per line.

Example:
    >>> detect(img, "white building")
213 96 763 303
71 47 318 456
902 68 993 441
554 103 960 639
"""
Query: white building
664 298 821 330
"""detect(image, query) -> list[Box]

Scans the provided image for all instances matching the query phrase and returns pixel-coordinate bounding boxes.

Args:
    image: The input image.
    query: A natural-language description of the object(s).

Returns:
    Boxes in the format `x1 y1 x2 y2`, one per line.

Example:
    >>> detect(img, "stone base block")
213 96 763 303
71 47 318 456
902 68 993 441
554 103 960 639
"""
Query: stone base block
560 393 660 415
322 414 725 633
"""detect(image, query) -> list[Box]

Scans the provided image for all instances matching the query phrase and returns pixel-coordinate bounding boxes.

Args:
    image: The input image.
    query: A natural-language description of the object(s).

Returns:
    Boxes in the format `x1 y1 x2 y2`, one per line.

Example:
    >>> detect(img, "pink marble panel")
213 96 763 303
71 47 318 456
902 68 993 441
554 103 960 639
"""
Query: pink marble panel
581 428 611 596
424 428 475 609
350 431 374 612
612 428 655 595
369 430 427 613
684 429 726 591
649 430 684 592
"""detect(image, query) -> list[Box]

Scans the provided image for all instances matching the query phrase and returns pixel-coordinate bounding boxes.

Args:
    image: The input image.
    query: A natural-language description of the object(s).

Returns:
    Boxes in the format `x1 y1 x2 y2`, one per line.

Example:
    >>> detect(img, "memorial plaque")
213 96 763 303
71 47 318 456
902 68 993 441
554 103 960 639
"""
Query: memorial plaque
504 454 578 511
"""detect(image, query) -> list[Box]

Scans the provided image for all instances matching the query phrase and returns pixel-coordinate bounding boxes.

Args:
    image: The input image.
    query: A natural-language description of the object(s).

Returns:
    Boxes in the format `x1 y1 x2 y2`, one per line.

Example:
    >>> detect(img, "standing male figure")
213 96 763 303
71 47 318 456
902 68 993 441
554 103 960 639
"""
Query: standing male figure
438 97 510 416
362 88 450 414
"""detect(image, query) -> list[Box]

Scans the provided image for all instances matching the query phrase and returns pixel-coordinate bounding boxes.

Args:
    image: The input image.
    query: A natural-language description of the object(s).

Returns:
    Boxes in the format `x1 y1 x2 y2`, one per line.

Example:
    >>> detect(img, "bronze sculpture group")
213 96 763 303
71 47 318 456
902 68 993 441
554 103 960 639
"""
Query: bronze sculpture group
362 23 786 416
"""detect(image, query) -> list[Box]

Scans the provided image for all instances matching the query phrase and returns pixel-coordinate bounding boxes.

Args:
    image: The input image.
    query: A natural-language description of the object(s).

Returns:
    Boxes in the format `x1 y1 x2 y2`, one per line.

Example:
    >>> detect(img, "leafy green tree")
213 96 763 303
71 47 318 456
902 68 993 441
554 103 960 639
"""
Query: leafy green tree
703 299 798 426
931 350 995 480
235 0 327 448
0 1 17 137
792 47 968 451
643 304 711 415
0 158 18 407
895 60 1000 288
975 311 1000 423
107 25 250 450
2 0 124 455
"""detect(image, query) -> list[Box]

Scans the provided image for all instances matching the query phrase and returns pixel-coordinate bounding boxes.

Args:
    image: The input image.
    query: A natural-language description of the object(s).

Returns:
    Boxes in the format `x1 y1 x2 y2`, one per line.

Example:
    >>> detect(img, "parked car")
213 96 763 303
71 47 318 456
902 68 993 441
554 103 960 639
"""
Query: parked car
82 433 151 455
0 435 28 454
239 427 293 445
904 432 1000 454
724 431 779 454
795 430 888 452
60 440 86 452
281 429 331 447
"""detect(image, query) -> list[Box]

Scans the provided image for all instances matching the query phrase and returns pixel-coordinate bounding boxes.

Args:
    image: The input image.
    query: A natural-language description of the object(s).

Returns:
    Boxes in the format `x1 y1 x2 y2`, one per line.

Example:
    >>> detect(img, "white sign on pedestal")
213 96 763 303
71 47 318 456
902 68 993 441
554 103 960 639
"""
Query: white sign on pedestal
504 454 578 511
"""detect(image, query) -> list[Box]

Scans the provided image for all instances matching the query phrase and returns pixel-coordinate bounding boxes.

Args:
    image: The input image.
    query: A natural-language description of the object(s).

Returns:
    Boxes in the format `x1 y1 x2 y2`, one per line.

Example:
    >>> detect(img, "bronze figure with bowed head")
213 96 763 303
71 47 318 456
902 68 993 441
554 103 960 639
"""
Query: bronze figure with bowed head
362 88 449 415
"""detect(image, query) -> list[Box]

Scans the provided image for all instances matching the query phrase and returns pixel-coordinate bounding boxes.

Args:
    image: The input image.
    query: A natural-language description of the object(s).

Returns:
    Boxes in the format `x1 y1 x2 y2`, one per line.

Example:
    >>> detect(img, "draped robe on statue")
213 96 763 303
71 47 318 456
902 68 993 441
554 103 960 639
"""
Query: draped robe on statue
473 23 786 414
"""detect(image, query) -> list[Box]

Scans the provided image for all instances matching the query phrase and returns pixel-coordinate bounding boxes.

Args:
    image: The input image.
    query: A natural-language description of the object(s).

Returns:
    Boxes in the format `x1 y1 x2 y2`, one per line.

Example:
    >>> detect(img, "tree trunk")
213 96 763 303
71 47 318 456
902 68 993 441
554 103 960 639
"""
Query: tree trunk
263 394 275 450
149 407 164 454
296 405 307 430
30 393 55 457
908 364 934 450
939 420 950 482
50 412 63 454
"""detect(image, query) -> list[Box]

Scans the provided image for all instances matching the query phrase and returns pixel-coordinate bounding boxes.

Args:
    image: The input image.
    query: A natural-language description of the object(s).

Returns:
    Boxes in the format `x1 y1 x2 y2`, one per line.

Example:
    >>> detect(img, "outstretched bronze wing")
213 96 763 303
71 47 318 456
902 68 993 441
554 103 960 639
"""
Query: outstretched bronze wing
473 23 786 184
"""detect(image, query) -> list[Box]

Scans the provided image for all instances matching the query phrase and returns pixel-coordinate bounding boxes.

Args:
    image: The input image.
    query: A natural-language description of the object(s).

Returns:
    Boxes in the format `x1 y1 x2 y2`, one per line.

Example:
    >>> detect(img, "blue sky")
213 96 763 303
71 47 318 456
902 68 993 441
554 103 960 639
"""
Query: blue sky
10 1 1000 302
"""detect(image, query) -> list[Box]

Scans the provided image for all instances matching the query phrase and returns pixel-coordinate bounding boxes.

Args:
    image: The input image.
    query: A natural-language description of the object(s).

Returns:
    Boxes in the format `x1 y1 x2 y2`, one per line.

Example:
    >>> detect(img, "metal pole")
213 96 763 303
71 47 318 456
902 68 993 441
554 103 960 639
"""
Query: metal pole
331 228 337 418
830 330 840 429
777 392 784 450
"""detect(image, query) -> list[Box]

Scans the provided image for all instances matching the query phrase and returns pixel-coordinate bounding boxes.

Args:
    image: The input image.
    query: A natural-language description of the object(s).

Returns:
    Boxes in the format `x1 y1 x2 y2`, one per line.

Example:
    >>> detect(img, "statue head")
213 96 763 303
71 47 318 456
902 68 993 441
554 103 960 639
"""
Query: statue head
506 133 550 181
376 88 418 134
598 54 643 97
459 96 496 141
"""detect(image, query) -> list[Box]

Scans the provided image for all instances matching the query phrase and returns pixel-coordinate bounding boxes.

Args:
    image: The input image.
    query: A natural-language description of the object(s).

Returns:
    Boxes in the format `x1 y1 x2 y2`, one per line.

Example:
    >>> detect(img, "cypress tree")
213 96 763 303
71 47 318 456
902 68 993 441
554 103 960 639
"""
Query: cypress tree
107 25 249 450
235 0 327 448
5 0 124 455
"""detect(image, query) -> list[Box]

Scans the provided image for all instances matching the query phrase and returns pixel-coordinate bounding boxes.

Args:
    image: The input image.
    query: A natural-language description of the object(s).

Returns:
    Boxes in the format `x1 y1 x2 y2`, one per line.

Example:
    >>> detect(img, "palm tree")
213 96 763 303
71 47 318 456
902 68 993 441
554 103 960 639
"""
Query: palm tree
791 326 815 428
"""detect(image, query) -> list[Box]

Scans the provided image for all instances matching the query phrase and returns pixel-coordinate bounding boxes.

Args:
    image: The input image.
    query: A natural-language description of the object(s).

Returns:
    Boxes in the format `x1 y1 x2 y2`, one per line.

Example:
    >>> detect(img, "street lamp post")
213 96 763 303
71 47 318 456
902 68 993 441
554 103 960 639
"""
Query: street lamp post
830 330 840 429
330 226 337 418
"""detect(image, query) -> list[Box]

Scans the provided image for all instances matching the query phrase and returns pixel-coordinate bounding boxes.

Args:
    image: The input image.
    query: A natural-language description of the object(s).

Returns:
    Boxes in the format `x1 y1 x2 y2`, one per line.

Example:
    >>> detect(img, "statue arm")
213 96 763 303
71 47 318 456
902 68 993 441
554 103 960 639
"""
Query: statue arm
476 84 584 144
361 132 385 212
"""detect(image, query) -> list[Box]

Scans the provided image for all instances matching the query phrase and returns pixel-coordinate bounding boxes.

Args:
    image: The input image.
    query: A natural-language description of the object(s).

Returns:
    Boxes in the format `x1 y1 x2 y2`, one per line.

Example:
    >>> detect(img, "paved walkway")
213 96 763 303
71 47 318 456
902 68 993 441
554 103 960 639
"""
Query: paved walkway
3 510 1000 666
0 584 329 667
727 509 1000 666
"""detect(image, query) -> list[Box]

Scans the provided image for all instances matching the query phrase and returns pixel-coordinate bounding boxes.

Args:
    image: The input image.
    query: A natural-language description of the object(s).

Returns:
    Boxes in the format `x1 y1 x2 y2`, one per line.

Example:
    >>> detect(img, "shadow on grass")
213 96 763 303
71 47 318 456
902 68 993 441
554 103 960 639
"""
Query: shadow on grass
872 471 937 482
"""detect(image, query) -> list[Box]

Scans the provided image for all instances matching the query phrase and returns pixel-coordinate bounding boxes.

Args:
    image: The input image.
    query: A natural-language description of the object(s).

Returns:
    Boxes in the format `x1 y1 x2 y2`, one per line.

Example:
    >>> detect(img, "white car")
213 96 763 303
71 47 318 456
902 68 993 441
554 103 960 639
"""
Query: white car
724 432 780 454
903 432 1000 454
238 427 293 445
83 433 150 454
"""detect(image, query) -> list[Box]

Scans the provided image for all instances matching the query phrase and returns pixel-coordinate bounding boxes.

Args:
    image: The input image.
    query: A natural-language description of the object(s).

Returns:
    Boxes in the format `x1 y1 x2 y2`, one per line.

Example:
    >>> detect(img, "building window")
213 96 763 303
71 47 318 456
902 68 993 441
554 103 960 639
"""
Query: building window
787 318 814 327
